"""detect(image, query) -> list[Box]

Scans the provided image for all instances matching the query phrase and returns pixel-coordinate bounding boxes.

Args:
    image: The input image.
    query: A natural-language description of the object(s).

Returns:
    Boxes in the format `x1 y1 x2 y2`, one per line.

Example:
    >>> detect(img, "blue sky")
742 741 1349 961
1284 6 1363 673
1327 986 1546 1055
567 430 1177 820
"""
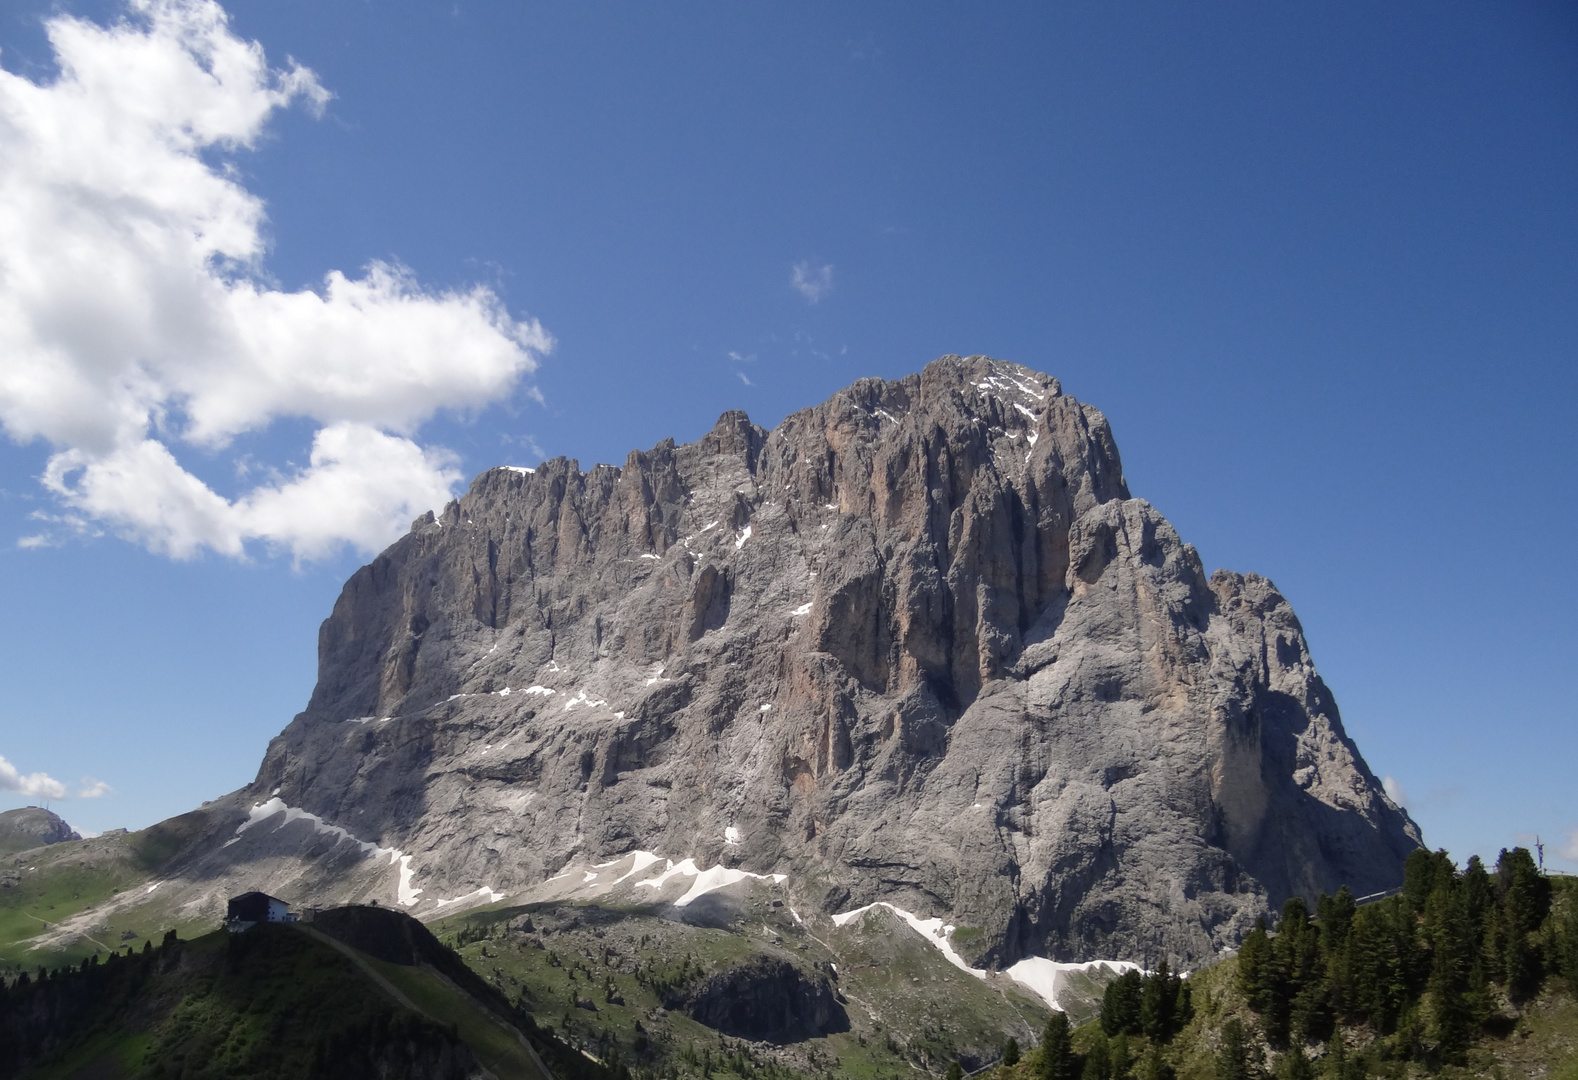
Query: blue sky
0 1 1573 872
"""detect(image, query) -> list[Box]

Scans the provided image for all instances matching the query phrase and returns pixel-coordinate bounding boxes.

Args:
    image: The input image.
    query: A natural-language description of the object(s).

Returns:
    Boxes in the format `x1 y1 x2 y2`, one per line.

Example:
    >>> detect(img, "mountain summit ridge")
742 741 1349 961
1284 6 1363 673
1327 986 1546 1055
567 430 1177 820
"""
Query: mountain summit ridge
154 355 1417 968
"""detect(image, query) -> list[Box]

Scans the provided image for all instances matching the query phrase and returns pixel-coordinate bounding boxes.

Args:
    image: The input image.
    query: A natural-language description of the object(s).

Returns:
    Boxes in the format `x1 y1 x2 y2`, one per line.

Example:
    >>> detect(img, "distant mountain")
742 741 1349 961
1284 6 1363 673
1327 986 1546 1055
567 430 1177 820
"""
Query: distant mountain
3 356 1420 982
0 808 79 857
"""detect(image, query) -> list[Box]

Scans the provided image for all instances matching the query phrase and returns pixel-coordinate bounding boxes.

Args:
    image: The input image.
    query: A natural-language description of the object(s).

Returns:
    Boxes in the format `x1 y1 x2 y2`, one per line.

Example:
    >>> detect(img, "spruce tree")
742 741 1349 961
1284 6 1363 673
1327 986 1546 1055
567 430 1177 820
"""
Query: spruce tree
1323 1036 1364 1080
1496 847 1550 1001
1082 1031 1111 1080
1238 920 1270 1007
1423 867 1474 1056
1040 1012 1077 1080
1139 1042 1175 1080
1140 961 1176 1042
1274 1044 1315 1080
1003 1038 1021 1067
1215 1018 1258 1080
1109 1034 1132 1080
1103 970 1144 1037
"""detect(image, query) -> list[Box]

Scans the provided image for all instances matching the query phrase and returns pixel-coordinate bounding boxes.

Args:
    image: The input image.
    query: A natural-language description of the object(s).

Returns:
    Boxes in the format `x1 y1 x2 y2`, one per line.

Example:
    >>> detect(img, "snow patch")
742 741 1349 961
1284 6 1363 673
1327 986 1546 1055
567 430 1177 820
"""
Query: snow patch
396 855 422 906
433 886 506 909
1005 958 1142 1012
832 901 986 978
522 686 555 696
502 466 534 475
640 553 661 560
226 797 422 908
724 826 741 844
612 851 664 885
791 603 812 616
735 524 752 549
634 858 786 907
563 689 608 711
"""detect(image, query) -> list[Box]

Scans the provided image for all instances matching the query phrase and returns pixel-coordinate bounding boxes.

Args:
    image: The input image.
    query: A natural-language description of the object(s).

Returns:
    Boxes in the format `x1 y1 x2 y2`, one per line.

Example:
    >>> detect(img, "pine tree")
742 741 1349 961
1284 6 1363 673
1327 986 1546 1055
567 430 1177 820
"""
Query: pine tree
1323 1036 1364 1080
1139 1042 1175 1080
1496 847 1551 1001
1109 1034 1132 1080
1422 866 1474 1056
1003 1038 1021 1067
1239 921 1271 1008
1215 1018 1258 1080
1403 848 1439 913
1082 1031 1111 1080
1040 1012 1077 1080
946 1062 965 1080
1103 969 1144 1037
1274 1044 1315 1080
1140 961 1176 1042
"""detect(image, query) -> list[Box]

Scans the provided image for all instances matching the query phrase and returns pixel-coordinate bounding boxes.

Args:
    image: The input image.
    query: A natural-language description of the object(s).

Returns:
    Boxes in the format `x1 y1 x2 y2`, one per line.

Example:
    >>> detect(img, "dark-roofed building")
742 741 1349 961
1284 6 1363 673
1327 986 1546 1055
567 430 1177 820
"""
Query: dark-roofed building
226 891 293 930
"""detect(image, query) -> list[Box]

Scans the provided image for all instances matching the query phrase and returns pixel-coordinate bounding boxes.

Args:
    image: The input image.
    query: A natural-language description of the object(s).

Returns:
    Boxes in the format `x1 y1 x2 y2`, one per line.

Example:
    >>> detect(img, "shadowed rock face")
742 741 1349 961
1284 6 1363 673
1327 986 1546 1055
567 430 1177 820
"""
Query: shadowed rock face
241 356 1417 967
677 957 849 1043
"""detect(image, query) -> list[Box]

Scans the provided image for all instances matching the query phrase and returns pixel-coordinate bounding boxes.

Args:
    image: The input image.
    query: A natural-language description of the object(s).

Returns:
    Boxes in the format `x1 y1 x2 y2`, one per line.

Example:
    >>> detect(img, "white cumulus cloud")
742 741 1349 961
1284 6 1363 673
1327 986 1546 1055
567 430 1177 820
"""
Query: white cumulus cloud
1382 774 1409 808
791 260 834 303
0 755 67 800
0 0 551 561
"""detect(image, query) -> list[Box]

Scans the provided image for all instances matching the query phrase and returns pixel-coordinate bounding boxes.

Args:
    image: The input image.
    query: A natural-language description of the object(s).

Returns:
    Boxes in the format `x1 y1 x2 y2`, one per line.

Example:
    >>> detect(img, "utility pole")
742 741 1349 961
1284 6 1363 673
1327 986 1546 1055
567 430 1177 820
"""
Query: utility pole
1537 836 1545 873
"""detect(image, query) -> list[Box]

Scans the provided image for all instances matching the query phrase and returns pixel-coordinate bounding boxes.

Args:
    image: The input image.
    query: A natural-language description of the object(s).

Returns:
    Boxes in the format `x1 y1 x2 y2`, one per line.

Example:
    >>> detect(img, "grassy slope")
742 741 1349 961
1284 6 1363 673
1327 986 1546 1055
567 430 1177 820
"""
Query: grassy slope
0 811 220 977
366 953 549 1080
5 920 567 1080
429 892 1053 1080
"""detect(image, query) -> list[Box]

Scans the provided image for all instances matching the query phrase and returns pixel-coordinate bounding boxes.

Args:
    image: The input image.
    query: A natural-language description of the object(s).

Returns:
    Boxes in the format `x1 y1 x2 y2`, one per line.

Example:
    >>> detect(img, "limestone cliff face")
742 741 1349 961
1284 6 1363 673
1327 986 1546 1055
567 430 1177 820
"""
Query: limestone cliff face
250 356 1418 967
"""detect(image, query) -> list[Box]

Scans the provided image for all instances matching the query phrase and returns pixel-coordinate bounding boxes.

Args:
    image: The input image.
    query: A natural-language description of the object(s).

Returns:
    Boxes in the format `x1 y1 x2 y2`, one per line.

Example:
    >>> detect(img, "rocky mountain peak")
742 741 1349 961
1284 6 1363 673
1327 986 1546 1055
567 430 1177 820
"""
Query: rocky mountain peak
0 807 81 856
219 355 1416 968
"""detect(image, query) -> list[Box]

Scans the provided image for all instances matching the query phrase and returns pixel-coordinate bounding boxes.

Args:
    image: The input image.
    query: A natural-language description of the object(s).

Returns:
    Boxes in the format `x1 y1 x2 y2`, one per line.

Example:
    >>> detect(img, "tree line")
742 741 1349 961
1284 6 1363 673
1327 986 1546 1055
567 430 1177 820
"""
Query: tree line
1233 846 1578 1070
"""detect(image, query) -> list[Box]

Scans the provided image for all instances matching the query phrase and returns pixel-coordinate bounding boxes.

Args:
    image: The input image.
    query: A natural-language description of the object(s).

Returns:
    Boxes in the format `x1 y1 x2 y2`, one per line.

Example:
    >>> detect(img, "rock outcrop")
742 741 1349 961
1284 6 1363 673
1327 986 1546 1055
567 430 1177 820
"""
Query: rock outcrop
210 356 1416 968
677 957 849 1043
0 807 80 856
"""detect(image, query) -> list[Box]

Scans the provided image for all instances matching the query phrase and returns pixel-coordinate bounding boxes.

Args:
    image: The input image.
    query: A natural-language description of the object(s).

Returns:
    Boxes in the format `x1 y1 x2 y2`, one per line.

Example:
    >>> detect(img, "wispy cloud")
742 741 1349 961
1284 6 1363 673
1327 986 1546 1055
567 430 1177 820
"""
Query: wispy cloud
1382 775 1409 808
76 779 113 799
0 754 67 800
0 0 550 562
1559 828 1578 862
735 372 752 386
791 261 834 304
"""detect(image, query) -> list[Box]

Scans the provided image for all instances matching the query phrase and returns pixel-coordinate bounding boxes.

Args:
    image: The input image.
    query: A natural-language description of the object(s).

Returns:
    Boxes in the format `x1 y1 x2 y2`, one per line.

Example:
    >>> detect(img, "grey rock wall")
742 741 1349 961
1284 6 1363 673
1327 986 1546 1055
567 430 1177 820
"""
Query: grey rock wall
239 355 1417 967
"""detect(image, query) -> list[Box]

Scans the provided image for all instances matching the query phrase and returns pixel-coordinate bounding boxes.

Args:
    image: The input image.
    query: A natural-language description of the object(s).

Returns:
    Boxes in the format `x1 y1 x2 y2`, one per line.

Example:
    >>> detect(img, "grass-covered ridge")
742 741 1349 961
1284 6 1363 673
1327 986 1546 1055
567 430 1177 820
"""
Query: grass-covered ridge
0 904 641 1080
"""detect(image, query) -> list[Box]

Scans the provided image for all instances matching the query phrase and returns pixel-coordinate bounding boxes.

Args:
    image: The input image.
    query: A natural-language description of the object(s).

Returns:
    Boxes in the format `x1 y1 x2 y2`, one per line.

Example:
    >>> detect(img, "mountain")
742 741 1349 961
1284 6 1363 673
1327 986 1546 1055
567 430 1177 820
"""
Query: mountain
0 808 80 857
4 356 1418 983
